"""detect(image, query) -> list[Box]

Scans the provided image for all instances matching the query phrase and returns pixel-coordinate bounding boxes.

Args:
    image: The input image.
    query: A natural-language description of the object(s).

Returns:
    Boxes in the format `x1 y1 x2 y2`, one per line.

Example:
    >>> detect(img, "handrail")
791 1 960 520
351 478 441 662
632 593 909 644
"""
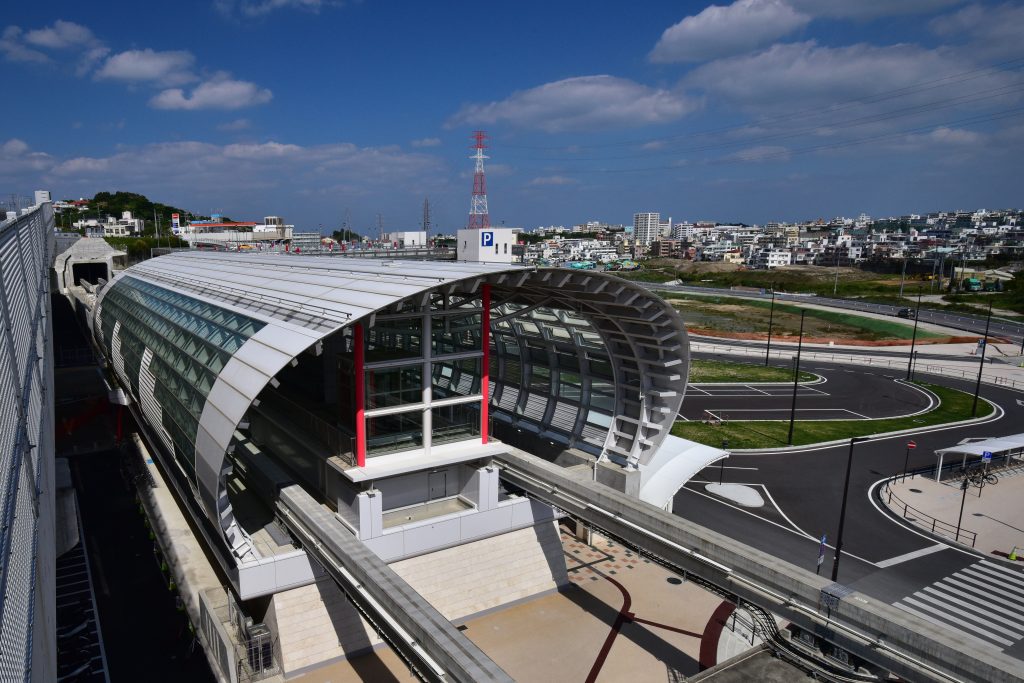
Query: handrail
880 480 978 547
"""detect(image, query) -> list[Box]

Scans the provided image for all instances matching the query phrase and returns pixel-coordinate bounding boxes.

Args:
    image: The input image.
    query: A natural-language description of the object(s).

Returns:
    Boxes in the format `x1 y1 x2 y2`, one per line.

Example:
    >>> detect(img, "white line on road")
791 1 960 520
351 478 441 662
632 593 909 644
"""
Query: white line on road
875 543 948 568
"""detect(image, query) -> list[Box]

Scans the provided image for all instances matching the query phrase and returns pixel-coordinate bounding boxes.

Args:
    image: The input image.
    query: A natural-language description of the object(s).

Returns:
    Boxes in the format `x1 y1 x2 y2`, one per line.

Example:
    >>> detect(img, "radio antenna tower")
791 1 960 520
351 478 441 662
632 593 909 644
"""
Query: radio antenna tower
422 197 431 243
468 130 490 229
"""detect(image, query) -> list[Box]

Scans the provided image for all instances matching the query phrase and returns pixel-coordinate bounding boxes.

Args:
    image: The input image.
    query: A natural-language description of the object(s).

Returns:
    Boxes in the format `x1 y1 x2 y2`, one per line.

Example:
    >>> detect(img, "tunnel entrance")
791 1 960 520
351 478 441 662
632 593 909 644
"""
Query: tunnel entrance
71 261 109 286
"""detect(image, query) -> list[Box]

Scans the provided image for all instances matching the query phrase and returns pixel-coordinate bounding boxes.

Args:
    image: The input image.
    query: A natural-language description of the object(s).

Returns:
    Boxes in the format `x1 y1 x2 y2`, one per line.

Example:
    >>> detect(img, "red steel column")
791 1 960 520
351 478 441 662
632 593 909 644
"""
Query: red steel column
481 284 491 444
354 322 366 467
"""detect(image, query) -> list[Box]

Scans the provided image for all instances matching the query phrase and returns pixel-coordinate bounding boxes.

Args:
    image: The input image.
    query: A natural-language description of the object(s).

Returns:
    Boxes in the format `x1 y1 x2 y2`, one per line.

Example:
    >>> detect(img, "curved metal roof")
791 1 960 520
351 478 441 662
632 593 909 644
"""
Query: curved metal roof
125 251 523 333
95 252 690 559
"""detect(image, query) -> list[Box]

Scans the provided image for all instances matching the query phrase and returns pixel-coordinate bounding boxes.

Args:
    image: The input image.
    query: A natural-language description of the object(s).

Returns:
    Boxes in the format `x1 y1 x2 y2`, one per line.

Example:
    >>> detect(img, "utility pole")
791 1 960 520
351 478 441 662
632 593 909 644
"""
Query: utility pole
787 310 806 446
764 287 777 366
832 436 869 582
898 256 907 299
971 298 993 416
377 213 384 243
906 287 922 381
422 197 431 245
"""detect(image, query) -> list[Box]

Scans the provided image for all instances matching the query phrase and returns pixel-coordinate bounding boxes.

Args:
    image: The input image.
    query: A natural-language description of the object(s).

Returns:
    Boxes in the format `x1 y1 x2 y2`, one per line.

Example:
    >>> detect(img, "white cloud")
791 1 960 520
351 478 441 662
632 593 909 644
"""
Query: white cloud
95 49 196 85
24 20 99 49
223 141 301 158
685 41 975 111
2 139 30 156
921 126 983 145
729 145 790 162
40 140 445 210
0 138 55 180
650 0 810 63
0 27 49 63
215 0 344 18
150 75 273 110
930 3 1024 58
528 175 578 186
448 75 697 133
411 137 441 148
789 0 962 19
218 118 252 131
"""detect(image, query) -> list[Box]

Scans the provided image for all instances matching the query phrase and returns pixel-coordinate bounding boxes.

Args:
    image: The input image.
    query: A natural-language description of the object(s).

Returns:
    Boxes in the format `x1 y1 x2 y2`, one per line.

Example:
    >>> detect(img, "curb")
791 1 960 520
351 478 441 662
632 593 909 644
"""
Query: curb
728 395 1001 454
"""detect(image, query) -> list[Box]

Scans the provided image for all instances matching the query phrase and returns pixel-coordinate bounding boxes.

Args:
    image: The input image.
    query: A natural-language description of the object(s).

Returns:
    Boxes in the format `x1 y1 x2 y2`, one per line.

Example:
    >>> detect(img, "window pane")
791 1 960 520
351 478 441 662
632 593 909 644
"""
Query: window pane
432 358 481 399
432 312 482 354
367 317 422 362
432 403 481 445
366 411 424 456
366 364 423 409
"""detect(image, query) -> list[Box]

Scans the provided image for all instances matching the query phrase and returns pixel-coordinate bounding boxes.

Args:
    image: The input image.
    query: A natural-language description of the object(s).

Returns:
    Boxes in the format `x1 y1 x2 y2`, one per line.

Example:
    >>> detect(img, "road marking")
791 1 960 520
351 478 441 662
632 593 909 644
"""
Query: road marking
875 543 948 568
891 601 999 648
939 578 1024 611
953 572 1024 605
899 596 1015 645
921 587 1024 634
680 485 879 567
966 563 1024 590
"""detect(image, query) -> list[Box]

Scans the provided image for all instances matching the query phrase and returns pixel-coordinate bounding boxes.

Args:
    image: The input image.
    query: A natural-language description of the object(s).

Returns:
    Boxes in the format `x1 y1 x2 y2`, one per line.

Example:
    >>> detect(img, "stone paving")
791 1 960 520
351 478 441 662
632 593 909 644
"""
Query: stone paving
296 526 736 682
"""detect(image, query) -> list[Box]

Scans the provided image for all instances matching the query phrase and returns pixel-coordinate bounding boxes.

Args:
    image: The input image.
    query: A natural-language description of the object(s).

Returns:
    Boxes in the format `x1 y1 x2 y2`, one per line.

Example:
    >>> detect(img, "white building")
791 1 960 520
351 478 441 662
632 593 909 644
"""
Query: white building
382 231 428 248
457 228 519 263
633 212 660 246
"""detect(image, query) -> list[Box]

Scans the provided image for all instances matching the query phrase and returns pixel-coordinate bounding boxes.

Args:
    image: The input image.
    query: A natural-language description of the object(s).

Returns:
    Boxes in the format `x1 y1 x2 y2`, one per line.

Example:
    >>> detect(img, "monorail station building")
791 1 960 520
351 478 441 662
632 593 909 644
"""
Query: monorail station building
89 251 702 676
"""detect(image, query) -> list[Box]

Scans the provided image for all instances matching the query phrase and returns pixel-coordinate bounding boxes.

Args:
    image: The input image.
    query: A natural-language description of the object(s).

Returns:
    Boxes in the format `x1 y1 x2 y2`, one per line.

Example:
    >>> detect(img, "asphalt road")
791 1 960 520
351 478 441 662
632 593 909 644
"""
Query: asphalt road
684 354 931 421
673 366 1024 660
645 282 1024 345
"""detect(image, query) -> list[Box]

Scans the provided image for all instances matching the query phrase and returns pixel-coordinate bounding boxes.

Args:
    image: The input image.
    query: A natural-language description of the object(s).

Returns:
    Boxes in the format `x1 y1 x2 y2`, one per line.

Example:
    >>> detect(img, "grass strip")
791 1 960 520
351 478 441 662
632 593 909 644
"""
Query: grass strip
690 359 815 383
672 382 990 449
666 292 944 340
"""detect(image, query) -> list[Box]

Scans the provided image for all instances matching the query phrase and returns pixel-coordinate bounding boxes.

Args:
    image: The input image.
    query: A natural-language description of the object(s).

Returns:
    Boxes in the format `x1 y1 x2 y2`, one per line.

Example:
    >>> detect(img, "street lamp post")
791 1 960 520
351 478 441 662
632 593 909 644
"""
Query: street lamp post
832 436 869 582
954 477 970 543
898 256 907 300
971 298 993 417
905 287 922 381
787 310 806 446
764 288 776 367
719 439 729 485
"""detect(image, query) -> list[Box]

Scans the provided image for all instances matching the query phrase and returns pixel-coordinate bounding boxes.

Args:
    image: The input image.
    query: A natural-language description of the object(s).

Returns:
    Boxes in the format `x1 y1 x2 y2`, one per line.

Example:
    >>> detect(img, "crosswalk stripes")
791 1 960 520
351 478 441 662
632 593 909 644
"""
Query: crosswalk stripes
893 559 1024 651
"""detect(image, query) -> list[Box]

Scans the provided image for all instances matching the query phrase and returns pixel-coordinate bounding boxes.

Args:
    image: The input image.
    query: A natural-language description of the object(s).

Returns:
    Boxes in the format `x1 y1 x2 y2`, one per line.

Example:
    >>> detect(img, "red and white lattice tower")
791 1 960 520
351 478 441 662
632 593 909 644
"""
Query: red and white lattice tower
468 130 490 229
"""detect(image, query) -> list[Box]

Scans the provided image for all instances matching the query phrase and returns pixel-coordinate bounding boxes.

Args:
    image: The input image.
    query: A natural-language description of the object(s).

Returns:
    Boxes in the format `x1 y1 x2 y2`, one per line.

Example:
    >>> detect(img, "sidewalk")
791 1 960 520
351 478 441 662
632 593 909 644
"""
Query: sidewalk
882 471 1024 560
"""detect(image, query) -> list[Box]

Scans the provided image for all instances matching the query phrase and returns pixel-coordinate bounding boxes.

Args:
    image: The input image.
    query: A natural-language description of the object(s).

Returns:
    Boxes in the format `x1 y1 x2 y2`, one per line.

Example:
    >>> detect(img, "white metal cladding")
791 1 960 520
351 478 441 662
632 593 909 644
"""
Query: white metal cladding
0 204 56 683
93 252 689 534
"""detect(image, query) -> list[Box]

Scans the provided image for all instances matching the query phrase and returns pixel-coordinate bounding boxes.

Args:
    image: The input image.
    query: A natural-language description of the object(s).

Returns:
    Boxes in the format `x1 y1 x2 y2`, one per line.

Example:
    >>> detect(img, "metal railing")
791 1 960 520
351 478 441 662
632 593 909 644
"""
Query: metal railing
691 341 1024 390
880 480 978 547
253 392 356 467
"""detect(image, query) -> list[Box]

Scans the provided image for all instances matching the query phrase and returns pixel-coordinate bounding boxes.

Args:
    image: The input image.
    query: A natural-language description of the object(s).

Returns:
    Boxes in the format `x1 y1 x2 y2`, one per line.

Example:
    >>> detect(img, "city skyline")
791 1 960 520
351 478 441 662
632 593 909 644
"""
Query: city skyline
1 0 1022 231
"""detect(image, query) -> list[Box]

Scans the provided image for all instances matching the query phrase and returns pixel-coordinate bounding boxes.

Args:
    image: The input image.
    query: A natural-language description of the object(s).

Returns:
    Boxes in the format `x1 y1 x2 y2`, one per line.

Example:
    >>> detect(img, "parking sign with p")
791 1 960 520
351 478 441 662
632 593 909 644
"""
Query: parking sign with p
481 231 494 247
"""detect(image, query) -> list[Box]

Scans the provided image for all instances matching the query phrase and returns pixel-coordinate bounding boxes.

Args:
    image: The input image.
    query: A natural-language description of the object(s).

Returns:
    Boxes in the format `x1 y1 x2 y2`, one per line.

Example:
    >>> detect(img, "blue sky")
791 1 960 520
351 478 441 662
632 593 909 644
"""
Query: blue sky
1 0 1022 232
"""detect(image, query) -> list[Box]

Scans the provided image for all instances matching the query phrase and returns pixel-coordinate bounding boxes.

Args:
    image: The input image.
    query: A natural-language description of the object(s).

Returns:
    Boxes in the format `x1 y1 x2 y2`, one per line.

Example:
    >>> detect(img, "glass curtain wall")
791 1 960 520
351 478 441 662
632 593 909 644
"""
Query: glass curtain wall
363 291 484 457
489 303 613 452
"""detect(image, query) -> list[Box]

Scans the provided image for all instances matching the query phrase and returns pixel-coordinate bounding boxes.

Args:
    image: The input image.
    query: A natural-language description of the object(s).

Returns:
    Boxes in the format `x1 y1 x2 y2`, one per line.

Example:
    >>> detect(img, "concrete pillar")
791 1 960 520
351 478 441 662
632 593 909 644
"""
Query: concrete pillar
357 490 382 539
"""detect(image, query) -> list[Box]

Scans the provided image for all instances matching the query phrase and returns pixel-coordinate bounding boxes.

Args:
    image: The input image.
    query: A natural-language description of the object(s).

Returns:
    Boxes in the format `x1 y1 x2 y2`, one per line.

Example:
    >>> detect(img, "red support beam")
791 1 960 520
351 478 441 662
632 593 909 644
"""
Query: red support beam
481 284 491 444
354 323 366 467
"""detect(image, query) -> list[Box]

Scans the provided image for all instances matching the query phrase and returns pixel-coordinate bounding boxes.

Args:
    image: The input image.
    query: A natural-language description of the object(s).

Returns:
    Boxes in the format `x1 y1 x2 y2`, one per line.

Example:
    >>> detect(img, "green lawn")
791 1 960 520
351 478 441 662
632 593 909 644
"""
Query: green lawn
690 359 816 383
672 382 989 449
665 292 945 341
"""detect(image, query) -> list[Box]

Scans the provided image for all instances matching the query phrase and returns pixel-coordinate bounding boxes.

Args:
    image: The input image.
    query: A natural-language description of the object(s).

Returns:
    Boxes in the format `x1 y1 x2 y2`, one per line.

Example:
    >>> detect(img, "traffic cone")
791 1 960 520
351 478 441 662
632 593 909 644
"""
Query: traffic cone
1011 547 1018 561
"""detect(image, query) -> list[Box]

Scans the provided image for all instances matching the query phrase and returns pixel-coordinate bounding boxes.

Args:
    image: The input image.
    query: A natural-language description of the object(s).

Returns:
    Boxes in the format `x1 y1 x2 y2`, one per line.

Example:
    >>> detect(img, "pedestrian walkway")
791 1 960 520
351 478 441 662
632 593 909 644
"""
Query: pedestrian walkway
894 560 1024 652
882 470 1024 558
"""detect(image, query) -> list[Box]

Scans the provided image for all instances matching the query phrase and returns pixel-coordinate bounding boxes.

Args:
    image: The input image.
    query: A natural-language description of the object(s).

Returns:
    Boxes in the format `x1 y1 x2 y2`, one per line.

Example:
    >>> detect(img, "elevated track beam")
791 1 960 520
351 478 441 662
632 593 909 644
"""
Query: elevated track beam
496 450 1023 683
